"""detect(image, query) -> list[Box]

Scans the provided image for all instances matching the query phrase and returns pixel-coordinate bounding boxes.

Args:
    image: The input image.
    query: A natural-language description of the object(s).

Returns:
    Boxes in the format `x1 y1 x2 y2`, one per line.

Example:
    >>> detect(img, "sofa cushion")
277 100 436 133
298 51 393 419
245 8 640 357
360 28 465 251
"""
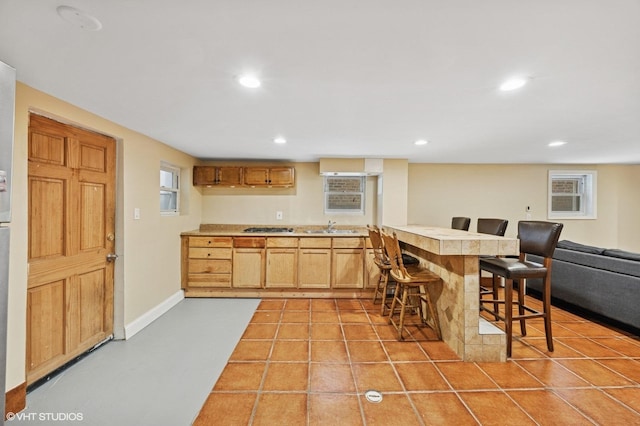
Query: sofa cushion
550 249 640 278
556 240 605 254
602 249 640 262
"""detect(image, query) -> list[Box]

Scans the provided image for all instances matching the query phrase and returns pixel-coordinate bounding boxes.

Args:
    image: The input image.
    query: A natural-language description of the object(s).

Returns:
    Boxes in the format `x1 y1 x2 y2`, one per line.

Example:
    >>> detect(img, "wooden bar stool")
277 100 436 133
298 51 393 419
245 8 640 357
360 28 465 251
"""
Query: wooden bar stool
479 221 563 357
381 231 441 341
367 225 394 315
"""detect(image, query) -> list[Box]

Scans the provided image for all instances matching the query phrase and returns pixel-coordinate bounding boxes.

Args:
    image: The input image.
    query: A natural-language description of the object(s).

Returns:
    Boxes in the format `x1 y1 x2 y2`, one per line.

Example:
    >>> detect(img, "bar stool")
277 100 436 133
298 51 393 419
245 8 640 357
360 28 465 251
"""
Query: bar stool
479 221 563 357
451 217 471 231
477 218 509 319
368 225 394 315
381 231 441 341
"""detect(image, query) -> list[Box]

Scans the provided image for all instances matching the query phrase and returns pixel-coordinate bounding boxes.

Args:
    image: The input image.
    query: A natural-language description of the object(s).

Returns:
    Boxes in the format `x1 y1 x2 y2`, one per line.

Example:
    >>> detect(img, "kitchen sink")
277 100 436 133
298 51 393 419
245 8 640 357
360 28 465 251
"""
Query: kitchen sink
304 229 357 234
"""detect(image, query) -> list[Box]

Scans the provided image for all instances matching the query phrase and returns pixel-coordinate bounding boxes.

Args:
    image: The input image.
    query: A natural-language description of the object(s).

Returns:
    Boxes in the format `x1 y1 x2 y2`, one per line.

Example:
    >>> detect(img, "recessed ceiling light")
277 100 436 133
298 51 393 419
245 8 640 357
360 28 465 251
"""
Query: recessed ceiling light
56 5 102 31
499 77 527 91
274 137 286 144
237 74 261 88
414 139 428 146
548 141 567 147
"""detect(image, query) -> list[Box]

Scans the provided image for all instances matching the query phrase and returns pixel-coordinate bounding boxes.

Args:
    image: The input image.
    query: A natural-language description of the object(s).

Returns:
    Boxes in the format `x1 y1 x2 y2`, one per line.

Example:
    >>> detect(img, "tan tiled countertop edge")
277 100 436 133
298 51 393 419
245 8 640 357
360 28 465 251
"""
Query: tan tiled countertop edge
181 224 369 237
383 224 519 256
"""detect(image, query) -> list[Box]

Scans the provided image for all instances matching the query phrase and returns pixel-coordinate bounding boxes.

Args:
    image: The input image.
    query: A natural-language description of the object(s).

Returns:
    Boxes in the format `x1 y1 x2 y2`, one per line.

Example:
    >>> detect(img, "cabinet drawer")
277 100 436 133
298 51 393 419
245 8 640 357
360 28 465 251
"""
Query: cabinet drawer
189 248 232 259
189 236 233 248
188 259 232 274
267 237 298 248
234 237 266 248
332 237 365 249
188 273 231 288
299 237 332 249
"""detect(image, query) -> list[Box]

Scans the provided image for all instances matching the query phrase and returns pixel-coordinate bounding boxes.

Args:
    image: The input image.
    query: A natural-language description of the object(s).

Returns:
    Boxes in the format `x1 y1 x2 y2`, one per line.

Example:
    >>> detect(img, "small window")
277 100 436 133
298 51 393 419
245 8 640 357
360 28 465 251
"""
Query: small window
160 162 180 215
324 176 365 214
548 170 596 219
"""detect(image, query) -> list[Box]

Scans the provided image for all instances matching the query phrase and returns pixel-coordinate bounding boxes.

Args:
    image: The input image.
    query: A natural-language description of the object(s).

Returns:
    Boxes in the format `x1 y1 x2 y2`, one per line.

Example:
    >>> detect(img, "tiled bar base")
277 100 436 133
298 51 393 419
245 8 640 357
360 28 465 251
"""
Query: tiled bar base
386 225 519 362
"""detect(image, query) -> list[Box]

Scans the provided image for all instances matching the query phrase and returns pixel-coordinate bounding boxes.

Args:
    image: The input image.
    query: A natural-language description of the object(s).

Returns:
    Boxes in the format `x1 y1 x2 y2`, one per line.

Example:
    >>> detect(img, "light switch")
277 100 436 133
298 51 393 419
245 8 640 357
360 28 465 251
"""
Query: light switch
134 208 141 220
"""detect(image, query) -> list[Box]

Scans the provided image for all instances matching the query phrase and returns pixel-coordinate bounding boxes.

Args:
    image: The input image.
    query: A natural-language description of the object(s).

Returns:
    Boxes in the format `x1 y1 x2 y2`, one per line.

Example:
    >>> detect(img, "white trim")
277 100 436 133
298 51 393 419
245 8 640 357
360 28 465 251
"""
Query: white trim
124 290 184 339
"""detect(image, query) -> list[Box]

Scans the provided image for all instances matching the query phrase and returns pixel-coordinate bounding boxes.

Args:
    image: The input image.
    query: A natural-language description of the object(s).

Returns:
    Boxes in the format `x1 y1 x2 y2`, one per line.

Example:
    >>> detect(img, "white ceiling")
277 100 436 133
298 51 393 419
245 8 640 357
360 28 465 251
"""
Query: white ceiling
1 0 639 163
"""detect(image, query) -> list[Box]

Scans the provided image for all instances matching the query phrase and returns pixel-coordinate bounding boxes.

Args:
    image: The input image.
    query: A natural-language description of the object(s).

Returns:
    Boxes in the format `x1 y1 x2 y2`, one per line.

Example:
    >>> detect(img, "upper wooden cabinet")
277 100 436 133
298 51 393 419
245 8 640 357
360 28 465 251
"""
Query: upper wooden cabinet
244 166 295 187
193 166 243 186
193 165 294 188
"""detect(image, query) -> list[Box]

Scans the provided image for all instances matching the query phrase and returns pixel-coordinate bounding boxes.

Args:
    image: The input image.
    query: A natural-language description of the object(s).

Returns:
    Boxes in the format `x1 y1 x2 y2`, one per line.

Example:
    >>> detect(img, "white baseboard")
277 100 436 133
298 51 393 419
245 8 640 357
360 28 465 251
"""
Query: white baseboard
124 290 184 339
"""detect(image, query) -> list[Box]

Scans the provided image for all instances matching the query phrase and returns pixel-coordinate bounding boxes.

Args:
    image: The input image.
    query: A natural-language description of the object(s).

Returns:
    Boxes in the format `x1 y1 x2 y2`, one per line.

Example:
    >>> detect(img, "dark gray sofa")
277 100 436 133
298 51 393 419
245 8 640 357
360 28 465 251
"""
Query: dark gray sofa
528 240 640 332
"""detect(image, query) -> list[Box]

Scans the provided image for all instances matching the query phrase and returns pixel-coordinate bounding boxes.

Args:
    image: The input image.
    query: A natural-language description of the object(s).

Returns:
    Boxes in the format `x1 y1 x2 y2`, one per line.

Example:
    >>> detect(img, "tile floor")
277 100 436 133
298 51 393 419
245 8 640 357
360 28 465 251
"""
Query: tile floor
195 296 640 426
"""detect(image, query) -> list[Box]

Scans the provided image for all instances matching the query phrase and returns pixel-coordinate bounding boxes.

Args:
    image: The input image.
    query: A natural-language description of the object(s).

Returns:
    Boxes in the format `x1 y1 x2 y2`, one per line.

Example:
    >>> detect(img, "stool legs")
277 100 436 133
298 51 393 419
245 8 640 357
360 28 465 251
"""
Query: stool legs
373 268 395 316
388 283 441 341
542 276 554 352
372 269 387 304
495 277 553 358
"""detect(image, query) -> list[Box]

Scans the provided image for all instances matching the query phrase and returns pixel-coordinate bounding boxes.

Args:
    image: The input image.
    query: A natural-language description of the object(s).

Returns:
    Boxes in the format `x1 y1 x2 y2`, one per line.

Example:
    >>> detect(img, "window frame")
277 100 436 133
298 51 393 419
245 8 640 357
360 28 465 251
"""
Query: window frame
323 175 366 215
160 162 180 216
547 170 597 220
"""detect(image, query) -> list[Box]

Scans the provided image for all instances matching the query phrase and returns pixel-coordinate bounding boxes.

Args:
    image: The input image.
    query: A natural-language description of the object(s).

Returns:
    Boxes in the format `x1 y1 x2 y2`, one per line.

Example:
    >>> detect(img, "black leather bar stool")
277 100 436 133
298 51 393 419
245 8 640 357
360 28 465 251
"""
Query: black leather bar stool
477 218 509 319
479 221 563 357
451 217 471 231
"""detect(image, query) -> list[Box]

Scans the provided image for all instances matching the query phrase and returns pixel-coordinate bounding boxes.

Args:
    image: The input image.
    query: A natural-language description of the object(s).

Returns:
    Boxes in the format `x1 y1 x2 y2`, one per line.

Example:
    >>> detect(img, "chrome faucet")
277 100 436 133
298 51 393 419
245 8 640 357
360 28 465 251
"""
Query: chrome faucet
327 220 336 231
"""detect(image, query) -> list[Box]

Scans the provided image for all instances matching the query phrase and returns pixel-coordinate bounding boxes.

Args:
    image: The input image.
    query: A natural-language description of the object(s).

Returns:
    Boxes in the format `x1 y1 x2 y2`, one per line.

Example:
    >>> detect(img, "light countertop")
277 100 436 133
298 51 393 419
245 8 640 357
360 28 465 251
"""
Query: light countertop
384 224 519 256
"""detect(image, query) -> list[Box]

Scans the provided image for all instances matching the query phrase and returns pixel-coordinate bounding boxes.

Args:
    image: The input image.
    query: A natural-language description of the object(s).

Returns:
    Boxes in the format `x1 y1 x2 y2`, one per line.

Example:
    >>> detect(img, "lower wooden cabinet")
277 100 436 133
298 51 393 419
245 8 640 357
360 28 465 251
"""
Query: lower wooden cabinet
265 248 298 288
182 234 368 295
298 249 332 288
184 237 233 288
332 249 364 288
364 248 381 289
233 248 265 288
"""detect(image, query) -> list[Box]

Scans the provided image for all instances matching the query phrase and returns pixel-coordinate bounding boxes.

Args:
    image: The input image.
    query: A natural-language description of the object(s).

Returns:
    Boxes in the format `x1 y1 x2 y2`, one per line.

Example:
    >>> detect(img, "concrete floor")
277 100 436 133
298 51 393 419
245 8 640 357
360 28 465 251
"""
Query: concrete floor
19 298 259 426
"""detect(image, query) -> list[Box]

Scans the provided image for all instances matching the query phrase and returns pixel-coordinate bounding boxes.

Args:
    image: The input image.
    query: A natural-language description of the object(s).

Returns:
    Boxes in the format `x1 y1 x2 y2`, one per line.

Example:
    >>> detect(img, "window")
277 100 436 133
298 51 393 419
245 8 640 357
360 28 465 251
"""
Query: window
160 162 180 215
548 170 596 219
324 176 365 214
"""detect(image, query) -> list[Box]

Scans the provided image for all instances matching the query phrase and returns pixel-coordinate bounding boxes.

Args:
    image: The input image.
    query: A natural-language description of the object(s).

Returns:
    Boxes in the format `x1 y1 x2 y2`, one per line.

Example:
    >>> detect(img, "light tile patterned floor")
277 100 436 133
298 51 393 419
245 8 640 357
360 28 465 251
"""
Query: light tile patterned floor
195 297 640 425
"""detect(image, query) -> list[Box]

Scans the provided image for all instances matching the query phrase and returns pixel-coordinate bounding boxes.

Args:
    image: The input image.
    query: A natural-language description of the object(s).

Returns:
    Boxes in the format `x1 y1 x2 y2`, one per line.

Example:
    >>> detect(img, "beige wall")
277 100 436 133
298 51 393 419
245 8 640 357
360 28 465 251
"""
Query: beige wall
6 84 201 392
408 163 640 252
199 162 378 226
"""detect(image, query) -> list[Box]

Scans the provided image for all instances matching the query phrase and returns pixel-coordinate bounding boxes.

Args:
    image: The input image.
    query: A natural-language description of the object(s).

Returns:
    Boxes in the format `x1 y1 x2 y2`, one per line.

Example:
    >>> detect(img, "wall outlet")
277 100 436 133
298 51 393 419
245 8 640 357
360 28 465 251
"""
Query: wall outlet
276 211 283 220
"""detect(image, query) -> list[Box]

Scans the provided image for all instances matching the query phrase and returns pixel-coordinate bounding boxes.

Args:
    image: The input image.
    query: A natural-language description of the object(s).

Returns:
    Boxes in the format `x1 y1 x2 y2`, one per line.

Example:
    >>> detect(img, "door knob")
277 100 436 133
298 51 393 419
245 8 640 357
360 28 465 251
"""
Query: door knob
106 253 119 262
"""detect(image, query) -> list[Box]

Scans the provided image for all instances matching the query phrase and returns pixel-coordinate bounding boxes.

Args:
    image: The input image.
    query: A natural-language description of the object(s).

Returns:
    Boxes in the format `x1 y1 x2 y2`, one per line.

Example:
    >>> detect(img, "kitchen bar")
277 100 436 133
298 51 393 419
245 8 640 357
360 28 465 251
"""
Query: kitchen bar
384 224 519 362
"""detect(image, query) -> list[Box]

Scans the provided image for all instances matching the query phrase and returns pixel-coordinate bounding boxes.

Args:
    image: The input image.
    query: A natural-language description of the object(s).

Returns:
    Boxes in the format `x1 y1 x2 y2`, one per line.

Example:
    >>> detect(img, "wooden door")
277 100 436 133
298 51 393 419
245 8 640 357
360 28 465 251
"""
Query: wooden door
26 114 116 384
